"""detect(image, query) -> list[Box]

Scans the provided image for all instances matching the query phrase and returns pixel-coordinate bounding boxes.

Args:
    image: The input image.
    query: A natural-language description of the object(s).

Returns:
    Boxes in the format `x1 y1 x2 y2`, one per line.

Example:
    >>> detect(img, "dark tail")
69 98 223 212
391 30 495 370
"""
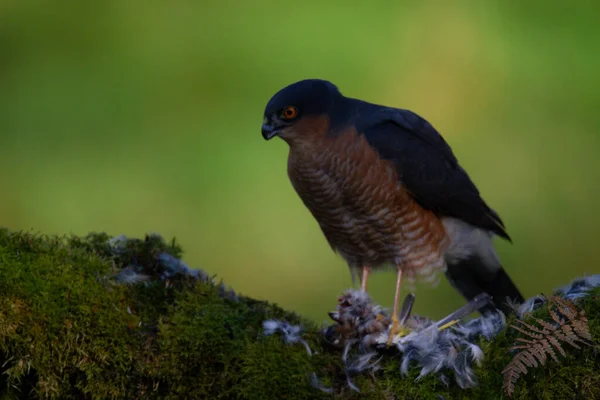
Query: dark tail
445 256 524 316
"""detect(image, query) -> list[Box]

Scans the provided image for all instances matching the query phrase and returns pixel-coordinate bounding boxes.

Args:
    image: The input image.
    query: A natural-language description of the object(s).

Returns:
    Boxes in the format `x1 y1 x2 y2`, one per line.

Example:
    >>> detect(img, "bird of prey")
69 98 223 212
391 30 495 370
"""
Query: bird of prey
261 79 523 341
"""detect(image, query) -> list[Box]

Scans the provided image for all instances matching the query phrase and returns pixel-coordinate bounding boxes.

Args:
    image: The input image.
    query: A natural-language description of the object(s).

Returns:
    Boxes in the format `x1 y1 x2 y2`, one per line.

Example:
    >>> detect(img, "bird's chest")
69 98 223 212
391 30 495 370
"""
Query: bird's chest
287 136 401 222
284 131 449 274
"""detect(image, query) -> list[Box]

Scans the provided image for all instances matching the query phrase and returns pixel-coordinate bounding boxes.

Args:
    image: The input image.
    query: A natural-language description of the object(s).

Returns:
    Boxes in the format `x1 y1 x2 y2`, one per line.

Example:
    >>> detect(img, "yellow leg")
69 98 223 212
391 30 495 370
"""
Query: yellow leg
387 266 403 345
360 266 371 292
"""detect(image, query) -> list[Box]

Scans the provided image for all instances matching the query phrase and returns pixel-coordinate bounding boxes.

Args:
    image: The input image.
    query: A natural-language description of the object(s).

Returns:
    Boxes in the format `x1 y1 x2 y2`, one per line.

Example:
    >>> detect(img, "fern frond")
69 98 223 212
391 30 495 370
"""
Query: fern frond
529 342 548 365
542 337 561 362
546 335 567 358
551 296 594 343
502 367 520 396
510 320 545 339
572 319 592 341
501 296 593 397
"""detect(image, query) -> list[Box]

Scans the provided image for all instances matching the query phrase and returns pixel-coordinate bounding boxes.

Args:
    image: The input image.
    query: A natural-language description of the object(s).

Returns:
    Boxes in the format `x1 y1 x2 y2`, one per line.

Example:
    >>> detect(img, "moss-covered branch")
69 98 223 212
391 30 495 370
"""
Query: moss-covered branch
0 229 597 399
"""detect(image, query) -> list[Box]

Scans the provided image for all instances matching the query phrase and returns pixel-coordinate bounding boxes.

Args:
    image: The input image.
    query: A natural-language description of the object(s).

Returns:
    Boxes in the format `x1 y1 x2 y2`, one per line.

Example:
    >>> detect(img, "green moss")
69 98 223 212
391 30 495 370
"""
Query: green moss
0 228 598 399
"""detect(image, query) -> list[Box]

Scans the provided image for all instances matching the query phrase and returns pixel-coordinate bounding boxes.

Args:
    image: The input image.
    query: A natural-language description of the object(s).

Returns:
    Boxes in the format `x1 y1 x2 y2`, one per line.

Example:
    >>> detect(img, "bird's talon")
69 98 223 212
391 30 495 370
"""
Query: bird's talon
396 325 412 338
386 315 402 346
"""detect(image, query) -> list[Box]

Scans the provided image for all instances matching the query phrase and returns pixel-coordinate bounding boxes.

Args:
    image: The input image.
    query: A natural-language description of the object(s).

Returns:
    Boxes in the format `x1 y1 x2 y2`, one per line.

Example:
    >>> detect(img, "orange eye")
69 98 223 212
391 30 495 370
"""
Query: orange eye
281 106 298 119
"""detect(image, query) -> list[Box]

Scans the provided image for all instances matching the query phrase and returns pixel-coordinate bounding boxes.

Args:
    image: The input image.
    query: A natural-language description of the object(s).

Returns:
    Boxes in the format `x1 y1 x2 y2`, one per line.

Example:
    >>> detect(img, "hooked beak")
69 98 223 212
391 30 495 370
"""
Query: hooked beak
261 123 279 140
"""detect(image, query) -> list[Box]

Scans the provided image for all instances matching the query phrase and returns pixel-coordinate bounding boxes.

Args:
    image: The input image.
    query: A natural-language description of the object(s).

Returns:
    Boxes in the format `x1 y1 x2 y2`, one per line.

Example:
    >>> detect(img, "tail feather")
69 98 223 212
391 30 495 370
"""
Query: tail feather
445 256 524 315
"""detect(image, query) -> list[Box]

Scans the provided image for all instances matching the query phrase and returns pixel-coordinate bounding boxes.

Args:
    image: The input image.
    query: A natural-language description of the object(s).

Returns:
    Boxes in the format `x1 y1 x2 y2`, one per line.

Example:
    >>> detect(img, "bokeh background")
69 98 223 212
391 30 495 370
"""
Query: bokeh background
1 1 599 322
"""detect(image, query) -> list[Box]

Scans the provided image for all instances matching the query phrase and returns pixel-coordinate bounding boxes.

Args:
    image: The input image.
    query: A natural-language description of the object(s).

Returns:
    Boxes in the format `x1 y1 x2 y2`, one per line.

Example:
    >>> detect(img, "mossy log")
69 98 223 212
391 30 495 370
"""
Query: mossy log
0 229 598 399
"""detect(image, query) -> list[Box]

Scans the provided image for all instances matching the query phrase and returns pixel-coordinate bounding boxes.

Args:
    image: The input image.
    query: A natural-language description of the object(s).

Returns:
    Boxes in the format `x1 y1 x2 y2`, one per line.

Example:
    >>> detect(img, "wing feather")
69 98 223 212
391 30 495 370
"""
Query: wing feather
356 106 510 241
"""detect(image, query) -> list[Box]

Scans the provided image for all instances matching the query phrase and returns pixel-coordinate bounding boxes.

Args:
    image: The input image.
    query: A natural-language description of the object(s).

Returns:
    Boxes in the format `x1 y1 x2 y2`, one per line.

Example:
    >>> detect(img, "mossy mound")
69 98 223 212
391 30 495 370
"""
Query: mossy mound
0 229 597 399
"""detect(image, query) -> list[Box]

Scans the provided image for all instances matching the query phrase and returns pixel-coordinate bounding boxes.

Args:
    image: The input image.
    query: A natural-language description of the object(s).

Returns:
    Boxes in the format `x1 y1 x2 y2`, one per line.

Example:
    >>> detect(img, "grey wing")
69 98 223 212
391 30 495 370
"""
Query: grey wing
358 107 510 241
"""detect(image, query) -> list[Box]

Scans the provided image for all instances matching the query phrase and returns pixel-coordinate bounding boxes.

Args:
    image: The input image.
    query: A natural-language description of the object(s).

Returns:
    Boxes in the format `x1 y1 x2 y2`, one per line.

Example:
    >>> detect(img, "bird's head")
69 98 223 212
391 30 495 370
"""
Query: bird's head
261 79 345 142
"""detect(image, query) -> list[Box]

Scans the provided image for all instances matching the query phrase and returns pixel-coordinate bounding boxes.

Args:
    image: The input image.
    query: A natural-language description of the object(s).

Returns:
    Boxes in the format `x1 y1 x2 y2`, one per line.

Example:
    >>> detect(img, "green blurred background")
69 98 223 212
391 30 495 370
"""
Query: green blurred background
1 1 599 322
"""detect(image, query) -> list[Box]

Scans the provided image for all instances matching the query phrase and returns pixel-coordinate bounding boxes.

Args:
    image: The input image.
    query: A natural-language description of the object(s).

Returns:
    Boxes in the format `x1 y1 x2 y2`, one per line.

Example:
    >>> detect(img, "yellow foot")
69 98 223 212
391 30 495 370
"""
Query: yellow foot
386 315 412 345
387 316 400 345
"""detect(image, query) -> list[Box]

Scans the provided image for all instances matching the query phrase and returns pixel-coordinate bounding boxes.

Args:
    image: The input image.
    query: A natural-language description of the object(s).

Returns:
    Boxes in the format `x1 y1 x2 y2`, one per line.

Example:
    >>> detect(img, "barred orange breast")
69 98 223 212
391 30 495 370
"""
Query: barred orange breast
285 117 450 283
